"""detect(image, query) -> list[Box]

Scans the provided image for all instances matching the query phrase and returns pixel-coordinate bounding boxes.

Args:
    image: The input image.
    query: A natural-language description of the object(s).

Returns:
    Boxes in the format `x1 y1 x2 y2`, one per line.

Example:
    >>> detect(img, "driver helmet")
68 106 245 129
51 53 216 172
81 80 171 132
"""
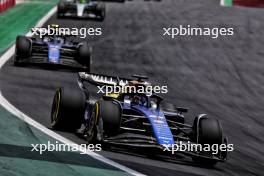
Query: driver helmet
131 95 140 105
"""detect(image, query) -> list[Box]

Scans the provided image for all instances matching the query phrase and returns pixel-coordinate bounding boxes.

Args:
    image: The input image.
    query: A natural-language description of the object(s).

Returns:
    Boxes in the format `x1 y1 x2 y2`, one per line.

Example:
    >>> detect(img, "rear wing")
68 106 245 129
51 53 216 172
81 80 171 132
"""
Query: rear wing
78 72 131 87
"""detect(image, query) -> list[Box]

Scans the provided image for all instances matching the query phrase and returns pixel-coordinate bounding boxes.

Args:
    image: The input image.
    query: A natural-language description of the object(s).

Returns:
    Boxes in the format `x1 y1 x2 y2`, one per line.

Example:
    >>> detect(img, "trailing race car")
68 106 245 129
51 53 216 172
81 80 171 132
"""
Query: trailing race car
57 0 106 21
14 29 91 72
97 0 125 2
51 72 228 165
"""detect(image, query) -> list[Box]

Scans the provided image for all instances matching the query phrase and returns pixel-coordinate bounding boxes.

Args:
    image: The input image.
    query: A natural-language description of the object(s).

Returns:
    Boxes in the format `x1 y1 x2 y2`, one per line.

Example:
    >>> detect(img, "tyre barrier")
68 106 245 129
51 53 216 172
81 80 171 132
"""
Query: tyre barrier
0 0 15 13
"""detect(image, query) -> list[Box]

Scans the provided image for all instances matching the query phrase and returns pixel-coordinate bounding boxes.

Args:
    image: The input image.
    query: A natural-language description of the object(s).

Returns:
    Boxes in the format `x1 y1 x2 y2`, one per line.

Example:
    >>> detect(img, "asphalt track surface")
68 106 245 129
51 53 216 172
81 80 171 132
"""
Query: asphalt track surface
1 0 264 175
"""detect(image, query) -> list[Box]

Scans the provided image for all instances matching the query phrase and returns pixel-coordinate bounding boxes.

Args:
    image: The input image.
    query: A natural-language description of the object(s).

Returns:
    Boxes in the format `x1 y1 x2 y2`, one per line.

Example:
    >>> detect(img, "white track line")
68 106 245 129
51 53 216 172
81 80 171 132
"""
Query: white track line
220 0 225 6
0 6 145 176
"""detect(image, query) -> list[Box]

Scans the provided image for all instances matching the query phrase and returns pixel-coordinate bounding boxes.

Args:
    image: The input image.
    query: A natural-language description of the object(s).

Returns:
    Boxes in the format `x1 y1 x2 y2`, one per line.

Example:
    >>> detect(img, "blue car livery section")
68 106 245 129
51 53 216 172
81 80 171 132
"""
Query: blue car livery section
132 105 174 146
48 44 61 63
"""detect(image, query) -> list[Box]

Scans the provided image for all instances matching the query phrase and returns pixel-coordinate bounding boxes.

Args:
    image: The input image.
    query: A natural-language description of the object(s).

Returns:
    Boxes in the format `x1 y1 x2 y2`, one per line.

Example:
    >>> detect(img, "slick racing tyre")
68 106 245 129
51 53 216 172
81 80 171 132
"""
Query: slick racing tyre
192 116 223 166
85 104 99 143
96 100 121 136
51 87 86 131
15 36 31 59
194 116 223 145
76 43 91 71
96 3 106 21
57 1 66 18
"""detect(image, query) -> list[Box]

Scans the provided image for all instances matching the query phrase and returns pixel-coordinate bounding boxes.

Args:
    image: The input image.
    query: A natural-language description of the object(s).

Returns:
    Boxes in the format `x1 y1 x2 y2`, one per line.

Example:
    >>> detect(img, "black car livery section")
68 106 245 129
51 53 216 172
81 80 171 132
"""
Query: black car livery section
57 0 106 21
50 72 229 166
14 31 92 72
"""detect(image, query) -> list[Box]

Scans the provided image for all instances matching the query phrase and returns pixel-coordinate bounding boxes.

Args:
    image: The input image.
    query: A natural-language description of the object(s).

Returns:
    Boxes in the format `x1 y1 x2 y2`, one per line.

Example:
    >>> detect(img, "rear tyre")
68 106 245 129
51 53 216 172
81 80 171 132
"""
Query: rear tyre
192 116 223 166
57 1 66 18
51 87 86 131
96 3 105 21
76 43 91 71
15 36 31 61
85 104 99 143
97 100 121 136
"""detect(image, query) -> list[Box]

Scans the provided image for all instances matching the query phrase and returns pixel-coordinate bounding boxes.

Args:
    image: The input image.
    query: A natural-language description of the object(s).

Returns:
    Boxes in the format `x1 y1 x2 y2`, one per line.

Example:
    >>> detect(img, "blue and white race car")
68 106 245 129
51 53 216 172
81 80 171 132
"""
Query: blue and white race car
57 0 106 21
14 29 91 72
51 73 228 165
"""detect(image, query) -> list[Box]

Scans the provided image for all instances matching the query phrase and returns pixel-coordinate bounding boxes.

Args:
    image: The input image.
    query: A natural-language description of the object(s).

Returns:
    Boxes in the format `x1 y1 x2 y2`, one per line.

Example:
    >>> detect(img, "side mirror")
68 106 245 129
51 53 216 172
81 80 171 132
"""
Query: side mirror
176 107 188 113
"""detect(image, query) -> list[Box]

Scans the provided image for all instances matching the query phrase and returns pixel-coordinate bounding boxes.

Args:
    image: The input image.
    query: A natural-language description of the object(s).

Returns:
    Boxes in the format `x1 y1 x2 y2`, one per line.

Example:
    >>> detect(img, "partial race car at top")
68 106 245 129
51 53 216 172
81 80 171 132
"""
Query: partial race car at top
14 27 91 72
57 0 106 21
99 0 125 2
50 73 228 165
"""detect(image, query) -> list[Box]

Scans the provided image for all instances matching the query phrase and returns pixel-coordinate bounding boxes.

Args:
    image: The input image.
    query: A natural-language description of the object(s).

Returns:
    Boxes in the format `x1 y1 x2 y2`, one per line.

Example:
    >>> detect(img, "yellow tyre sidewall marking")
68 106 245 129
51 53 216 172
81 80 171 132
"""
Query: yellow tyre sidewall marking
54 89 61 121
95 102 99 124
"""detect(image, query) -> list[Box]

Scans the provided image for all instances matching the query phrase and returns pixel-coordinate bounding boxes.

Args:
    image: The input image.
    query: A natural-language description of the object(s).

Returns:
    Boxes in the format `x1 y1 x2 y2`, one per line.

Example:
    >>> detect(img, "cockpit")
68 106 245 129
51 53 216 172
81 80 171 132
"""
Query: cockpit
43 36 64 44
123 94 160 110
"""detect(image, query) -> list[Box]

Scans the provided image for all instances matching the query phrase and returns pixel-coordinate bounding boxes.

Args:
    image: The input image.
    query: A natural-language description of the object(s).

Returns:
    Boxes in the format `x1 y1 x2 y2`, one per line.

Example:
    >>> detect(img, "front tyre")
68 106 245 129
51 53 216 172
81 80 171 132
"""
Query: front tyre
76 43 91 71
196 117 223 145
57 1 66 18
96 100 121 136
192 116 223 166
51 87 86 131
96 3 106 21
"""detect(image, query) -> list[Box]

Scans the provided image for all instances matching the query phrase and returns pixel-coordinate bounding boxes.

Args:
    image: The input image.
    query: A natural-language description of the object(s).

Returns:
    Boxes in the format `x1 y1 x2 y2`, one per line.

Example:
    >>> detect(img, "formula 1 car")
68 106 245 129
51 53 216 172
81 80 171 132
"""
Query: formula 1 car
97 0 125 2
57 0 106 21
51 73 228 165
128 0 161 2
14 30 91 72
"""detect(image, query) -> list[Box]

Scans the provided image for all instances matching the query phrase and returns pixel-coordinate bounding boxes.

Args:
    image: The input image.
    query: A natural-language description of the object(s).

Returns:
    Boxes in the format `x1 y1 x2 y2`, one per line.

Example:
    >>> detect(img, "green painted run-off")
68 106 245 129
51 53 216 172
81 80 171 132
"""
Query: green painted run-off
0 107 128 176
0 1 130 176
223 0 233 6
0 0 58 53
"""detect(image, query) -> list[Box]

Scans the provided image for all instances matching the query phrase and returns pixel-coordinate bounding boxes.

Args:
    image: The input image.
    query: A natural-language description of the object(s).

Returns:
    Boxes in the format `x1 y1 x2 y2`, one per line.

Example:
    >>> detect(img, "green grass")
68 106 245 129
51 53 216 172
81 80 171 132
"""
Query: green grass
0 0 59 53
0 106 128 176
223 0 233 6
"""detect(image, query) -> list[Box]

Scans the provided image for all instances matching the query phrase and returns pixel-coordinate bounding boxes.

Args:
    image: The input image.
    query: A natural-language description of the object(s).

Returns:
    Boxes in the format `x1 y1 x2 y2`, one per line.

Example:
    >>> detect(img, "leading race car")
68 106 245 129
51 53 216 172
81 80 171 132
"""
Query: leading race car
14 28 91 72
57 0 106 21
50 72 228 165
